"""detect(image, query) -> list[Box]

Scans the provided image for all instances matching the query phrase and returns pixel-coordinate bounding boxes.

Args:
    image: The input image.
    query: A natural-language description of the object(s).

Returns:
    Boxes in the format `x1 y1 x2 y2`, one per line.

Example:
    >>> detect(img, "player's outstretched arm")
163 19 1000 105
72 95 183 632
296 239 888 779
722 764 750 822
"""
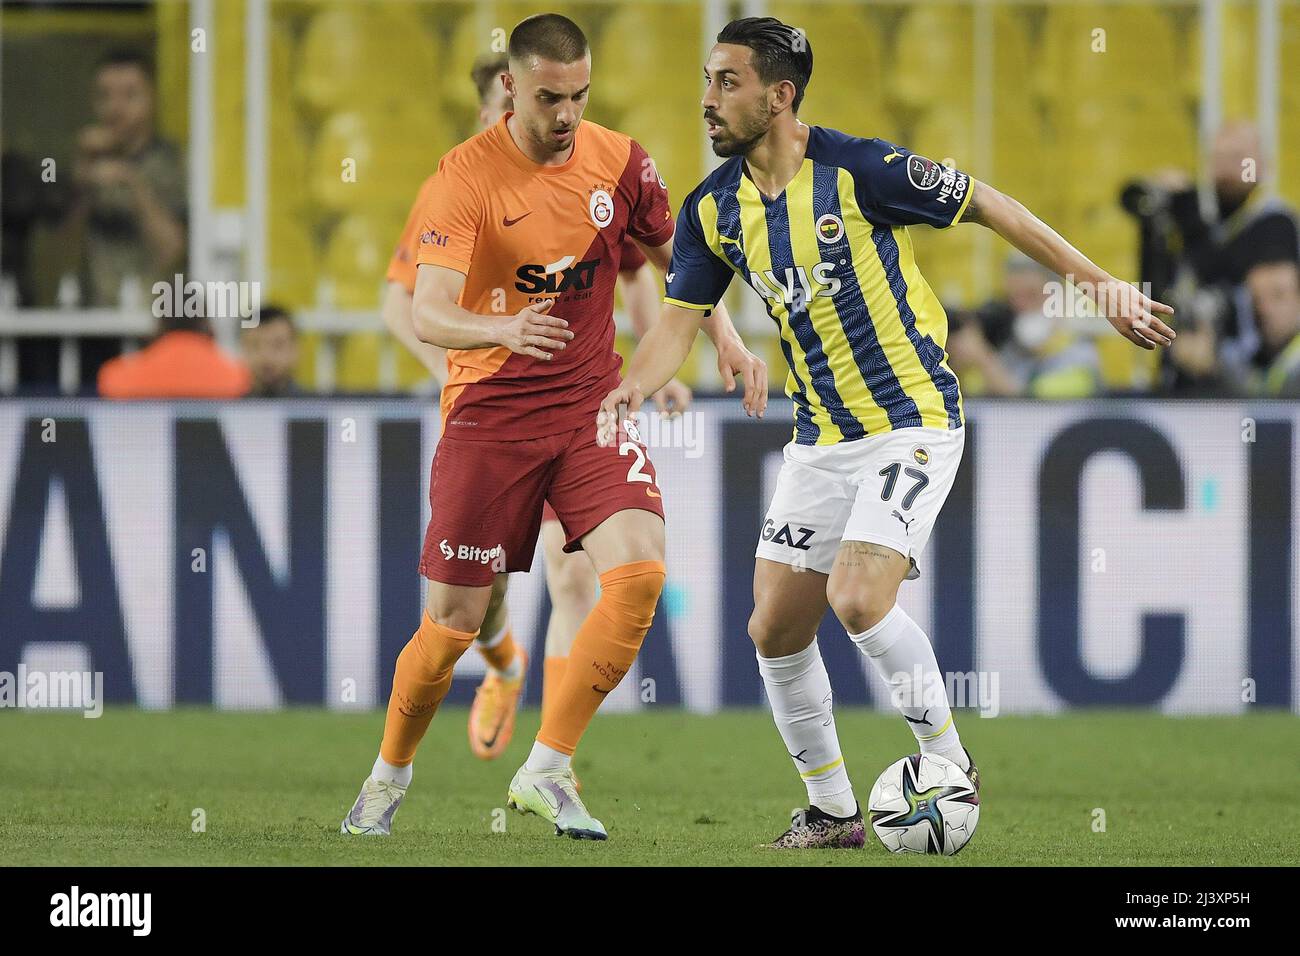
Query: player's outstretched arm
598 302 705 445
412 263 574 360
960 180 1176 351
381 281 448 386
621 262 691 416
635 236 767 411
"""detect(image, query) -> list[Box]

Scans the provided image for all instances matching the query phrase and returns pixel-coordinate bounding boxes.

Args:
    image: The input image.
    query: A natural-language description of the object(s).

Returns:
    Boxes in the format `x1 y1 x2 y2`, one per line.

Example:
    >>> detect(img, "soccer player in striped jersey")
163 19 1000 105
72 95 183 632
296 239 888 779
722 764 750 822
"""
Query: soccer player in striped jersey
381 53 692 767
602 16 1175 848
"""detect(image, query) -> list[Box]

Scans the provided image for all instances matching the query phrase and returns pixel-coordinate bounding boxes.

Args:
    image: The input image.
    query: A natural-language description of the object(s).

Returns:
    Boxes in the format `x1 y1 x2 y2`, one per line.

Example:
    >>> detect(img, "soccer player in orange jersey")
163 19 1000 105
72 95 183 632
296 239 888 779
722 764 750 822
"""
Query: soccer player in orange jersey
380 53 694 766
343 14 765 840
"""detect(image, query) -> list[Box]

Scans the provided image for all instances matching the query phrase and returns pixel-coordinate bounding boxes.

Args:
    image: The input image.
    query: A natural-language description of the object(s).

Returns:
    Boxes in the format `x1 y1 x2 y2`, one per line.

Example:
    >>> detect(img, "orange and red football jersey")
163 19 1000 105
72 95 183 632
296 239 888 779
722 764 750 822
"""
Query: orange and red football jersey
388 113 672 439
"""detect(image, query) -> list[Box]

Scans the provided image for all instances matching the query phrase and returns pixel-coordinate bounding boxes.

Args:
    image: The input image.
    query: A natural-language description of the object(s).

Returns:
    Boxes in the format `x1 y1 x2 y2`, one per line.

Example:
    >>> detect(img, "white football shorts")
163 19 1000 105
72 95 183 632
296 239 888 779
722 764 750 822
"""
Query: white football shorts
755 425 965 579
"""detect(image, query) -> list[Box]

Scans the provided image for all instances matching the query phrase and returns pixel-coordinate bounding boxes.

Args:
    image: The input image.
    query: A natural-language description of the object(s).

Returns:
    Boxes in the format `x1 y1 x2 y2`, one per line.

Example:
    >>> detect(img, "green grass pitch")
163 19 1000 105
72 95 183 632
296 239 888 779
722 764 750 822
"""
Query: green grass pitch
2 708 1297 866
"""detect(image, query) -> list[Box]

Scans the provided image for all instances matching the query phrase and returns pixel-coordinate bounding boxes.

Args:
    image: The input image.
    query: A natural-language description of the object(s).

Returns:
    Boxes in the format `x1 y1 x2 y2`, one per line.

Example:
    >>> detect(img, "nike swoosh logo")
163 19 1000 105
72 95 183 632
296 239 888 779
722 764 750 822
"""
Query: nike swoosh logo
645 488 662 499
591 684 612 695
534 783 562 814
503 212 532 227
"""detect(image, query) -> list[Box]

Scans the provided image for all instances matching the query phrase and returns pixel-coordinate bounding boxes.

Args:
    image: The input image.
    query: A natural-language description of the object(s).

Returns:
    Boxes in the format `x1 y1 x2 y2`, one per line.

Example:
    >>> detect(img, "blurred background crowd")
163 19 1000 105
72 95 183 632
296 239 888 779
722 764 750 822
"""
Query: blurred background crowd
1 0 1298 400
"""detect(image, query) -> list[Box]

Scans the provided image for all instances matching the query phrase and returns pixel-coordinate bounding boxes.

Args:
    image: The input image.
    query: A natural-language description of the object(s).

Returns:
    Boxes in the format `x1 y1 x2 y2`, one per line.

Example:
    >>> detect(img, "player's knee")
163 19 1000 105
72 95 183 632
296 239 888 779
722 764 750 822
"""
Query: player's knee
547 554 598 616
619 563 665 606
747 607 803 658
826 584 894 636
599 561 665 626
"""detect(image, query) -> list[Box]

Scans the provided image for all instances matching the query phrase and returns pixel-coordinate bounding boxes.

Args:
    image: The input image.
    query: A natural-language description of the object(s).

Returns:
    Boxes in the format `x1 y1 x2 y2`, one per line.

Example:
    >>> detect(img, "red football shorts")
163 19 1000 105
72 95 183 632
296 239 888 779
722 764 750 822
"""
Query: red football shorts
419 422 664 587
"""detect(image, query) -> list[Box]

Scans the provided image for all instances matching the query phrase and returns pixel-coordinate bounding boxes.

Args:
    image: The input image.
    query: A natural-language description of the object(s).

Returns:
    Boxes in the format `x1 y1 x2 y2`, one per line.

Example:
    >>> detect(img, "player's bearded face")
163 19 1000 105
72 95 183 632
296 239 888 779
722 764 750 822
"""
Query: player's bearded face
506 54 591 156
702 47 774 158
705 94 771 158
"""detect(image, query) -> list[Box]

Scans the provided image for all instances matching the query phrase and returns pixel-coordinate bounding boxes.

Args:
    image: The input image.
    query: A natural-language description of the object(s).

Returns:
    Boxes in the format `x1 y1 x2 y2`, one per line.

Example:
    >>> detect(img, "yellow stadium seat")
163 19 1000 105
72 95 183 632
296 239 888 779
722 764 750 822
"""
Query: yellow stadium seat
993 7 1034 104
323 213 402 310
1036 6 1179 107
598 4 703 116
335 333 383 392
295 3 437 119
992 104 1055 222
266 216 317 311
911 107 975 174
619 103 705 216
889 4 975 118
1279 122 1300 210
308 109 447 219
443 8 507 128
767 4 888 136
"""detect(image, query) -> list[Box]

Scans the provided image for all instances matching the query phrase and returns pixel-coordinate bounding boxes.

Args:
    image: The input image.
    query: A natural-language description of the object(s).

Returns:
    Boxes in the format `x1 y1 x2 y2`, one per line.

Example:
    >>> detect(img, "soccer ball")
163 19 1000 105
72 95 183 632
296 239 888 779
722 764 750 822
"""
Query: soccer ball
867 753 980 855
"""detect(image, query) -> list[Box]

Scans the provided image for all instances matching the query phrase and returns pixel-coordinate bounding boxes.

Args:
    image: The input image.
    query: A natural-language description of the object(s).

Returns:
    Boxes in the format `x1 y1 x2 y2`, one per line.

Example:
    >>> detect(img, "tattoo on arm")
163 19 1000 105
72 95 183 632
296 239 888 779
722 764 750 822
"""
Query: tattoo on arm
960 182 986 226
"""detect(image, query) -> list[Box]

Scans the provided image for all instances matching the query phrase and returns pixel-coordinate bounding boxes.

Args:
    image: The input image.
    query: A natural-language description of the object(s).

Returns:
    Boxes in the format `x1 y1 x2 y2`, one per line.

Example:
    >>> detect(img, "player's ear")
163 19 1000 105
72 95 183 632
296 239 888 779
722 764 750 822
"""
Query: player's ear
501 71 516 99
773 79 797 115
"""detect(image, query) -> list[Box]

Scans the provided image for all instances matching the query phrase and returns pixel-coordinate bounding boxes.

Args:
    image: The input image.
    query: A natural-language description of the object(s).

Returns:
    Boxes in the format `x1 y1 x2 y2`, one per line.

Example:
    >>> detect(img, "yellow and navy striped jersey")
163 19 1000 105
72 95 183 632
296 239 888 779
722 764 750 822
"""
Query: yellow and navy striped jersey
665 128 971 445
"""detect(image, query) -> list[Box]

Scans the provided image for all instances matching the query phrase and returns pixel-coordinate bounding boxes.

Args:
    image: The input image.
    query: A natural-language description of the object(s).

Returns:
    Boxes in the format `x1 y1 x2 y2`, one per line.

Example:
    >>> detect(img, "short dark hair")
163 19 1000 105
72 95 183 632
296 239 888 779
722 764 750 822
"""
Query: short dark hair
470 53 509 106
716 17 813 112
248 304 295 335
95 49 155 83
508 13 588 65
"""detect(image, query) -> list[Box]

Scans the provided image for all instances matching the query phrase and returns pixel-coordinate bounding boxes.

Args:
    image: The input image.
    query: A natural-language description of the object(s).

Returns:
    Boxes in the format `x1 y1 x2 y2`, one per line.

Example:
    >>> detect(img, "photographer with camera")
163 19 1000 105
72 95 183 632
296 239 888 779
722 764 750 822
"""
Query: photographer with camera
1122 121 1299 396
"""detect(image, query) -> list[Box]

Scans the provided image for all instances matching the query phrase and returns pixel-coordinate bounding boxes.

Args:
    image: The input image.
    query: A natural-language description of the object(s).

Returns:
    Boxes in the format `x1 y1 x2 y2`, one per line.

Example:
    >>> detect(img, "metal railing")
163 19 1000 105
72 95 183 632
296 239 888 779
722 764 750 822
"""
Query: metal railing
0 308 395 395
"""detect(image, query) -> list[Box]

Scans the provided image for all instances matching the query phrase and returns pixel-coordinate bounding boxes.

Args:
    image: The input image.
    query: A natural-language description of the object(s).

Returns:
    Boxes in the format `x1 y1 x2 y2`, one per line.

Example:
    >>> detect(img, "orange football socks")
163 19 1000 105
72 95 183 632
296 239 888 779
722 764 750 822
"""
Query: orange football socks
541 656 569 725
380 612 477 767
478 629 519 674
536 560 665 755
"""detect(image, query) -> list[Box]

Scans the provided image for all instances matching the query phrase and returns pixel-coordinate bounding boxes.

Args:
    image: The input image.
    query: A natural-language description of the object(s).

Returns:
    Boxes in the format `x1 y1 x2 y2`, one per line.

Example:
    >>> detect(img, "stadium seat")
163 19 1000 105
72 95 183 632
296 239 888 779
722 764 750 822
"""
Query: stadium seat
266 216 317 311
911 107 976 176
442 6 505 131
991 103 1056 224
322 213 402 310
335 333 384 392
889 4 975 118
597 4 702 116
1036 6 1179 108
767 4 889 136
992 6 1035 104
320 212 409 392
308 109 447 219
295 3 438 119
618 102 704 217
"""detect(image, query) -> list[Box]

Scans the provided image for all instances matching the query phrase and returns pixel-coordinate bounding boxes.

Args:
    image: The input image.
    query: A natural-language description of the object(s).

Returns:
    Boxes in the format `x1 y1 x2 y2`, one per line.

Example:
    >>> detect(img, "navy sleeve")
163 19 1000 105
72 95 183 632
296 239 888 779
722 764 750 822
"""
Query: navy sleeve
664 192 734 312
851 138 973 229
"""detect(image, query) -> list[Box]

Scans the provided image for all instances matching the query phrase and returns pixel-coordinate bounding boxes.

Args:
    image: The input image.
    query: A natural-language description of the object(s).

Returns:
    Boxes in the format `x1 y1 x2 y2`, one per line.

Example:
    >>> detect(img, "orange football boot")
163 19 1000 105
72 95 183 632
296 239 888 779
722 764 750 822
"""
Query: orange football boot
468 649 528 759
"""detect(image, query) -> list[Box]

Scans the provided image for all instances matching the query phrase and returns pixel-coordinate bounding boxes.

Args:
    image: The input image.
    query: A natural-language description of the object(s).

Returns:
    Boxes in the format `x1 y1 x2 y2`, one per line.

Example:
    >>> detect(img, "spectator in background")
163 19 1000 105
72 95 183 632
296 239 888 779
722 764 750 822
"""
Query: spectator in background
1237 260 1300 397
97 311 250 399
945 254 1101 398
240 305 302 397
65 50 186 308
1136 122 1300 384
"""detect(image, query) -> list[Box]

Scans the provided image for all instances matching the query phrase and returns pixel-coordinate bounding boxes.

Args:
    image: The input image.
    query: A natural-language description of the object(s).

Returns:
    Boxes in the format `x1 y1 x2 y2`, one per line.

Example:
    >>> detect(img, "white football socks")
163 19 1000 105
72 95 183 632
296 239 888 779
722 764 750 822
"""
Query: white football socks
524 740 571 773
371 754 412 789
478 624 523 680
756 638 858 818
849 604 969 773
